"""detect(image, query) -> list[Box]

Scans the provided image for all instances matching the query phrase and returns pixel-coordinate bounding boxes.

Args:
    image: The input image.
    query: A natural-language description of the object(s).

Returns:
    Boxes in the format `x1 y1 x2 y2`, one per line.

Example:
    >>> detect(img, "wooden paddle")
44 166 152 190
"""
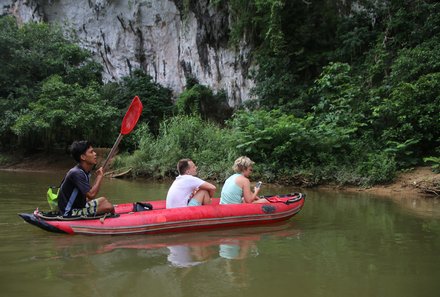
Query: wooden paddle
102 96 143 170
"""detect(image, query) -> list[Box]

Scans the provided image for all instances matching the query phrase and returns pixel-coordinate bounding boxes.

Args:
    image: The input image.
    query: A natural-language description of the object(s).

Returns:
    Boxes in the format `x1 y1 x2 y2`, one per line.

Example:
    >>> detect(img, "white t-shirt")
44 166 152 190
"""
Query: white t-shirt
166 175 205 208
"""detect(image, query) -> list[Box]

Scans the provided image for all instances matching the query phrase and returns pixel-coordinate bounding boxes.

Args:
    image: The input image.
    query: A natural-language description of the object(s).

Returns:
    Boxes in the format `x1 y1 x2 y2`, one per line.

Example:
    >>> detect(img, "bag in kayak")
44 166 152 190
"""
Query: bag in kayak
47 186 59 211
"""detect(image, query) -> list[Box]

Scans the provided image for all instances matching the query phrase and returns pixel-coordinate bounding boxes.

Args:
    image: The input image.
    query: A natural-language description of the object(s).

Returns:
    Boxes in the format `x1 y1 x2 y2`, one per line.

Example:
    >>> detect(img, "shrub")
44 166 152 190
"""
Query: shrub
117 115 238 181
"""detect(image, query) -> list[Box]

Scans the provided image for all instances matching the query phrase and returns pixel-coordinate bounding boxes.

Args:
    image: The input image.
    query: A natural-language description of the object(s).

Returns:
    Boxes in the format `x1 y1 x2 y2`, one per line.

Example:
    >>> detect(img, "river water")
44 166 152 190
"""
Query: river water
0 170 439 297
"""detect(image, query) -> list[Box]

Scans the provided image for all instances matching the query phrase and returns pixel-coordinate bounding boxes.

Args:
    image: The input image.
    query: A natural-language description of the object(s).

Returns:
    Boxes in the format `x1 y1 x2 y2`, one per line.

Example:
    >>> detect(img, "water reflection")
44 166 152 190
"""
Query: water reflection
166 233 260 267
391 195 440 218
96 224 300 291
167 245 211 268
30 223 300 293
101 223 299 259
40 223 299 266
219 237 259 260
314 188 440 220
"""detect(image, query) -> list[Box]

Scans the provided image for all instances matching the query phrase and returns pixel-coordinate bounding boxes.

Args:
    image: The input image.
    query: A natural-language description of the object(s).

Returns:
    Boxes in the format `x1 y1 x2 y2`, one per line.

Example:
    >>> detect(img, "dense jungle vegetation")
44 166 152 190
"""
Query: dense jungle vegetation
1 0 439 186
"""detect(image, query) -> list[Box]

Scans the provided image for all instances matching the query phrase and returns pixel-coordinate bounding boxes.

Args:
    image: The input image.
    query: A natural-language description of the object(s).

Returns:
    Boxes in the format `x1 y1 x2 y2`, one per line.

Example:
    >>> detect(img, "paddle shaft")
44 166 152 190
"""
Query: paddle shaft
102 133 123 170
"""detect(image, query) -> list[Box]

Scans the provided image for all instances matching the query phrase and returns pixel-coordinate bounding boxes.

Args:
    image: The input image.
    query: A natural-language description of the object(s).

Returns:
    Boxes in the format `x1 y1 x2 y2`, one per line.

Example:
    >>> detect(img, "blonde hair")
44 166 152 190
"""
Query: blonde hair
232 156 254 173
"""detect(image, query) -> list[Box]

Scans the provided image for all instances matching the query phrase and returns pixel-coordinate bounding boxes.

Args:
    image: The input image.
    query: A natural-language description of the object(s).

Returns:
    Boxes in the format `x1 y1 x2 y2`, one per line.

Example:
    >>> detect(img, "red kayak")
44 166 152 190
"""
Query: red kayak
18 193 305 235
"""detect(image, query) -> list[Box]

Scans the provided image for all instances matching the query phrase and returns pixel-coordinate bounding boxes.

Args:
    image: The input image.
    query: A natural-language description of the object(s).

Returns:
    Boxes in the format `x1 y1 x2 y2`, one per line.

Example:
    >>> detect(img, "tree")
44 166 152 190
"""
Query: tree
12 75 117 151
0 16 103 151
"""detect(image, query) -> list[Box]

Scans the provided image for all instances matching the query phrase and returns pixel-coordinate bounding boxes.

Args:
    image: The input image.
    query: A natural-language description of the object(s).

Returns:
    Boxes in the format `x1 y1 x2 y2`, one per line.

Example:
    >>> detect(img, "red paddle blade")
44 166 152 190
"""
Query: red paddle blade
121 96 143 135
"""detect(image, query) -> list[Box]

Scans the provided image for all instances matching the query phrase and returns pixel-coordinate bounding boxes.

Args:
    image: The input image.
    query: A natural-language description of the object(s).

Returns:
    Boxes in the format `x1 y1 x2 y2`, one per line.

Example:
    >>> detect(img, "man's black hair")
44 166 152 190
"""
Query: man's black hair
70 140 92 163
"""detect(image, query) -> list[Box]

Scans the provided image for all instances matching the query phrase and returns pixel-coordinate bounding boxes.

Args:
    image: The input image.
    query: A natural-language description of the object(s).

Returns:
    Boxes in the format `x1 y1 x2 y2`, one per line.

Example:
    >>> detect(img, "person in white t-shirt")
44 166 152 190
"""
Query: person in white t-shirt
166 159 216 208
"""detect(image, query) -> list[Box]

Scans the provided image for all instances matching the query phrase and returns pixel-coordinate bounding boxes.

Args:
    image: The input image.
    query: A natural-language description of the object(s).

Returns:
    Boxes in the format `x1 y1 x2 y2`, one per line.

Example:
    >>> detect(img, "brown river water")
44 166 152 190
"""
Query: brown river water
0 170 439 297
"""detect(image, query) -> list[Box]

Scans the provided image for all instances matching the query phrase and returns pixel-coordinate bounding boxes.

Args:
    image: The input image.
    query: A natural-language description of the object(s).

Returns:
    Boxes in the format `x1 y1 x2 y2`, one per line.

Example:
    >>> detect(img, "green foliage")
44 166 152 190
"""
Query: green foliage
372 72 440 163
389 38 440 84
102 69 174 138
0 153 12 166
249 54 298 110
117 115 238 181
176 84 211 115
384 139 420 168
242 0 440 178
423 146 440 173
0 16 101 98
228 108 393 186
176 82 232 124
354 151 396 185
310 62 364 125
227 0 260 47
423 156 440 174
229 109 301 165
362 42 391 87
0 16 105 151
0 97 21 151
237 0 343 109
12 75 117 150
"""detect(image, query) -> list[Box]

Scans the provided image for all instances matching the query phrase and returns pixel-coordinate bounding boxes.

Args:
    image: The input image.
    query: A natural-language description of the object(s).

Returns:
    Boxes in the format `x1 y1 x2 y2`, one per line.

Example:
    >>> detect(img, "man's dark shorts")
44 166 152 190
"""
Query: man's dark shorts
71 199 100 216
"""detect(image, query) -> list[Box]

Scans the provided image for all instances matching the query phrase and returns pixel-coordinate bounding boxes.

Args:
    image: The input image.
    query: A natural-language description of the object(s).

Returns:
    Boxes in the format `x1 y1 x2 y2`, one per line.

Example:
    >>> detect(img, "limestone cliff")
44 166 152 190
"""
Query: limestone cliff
1 0 255 105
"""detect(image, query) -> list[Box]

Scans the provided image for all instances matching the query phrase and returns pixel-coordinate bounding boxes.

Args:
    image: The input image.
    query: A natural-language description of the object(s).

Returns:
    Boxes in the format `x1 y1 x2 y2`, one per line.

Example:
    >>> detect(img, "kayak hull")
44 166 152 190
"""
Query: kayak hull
19 194 305 235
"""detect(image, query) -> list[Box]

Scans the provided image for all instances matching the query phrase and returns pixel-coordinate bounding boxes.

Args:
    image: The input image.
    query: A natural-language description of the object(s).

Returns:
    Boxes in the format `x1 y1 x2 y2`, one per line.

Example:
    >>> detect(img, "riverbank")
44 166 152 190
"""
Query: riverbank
324 166 439 198
1 152 438 199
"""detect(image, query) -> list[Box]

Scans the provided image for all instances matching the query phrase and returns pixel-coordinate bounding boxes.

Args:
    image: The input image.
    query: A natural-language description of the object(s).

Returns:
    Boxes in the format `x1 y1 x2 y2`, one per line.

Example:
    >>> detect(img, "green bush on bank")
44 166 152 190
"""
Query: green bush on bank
229 109 396 186
116 111 396 186
114 115 238 181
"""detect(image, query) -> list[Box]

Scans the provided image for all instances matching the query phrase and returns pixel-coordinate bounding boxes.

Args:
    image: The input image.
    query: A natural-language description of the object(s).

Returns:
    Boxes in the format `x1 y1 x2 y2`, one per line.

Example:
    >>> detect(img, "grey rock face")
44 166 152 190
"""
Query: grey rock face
1 0 255 105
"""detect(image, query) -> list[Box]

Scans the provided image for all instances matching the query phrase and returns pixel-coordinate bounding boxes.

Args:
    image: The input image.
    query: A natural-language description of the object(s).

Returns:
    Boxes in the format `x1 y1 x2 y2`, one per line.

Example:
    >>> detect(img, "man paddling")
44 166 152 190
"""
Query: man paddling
58 140 114 216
